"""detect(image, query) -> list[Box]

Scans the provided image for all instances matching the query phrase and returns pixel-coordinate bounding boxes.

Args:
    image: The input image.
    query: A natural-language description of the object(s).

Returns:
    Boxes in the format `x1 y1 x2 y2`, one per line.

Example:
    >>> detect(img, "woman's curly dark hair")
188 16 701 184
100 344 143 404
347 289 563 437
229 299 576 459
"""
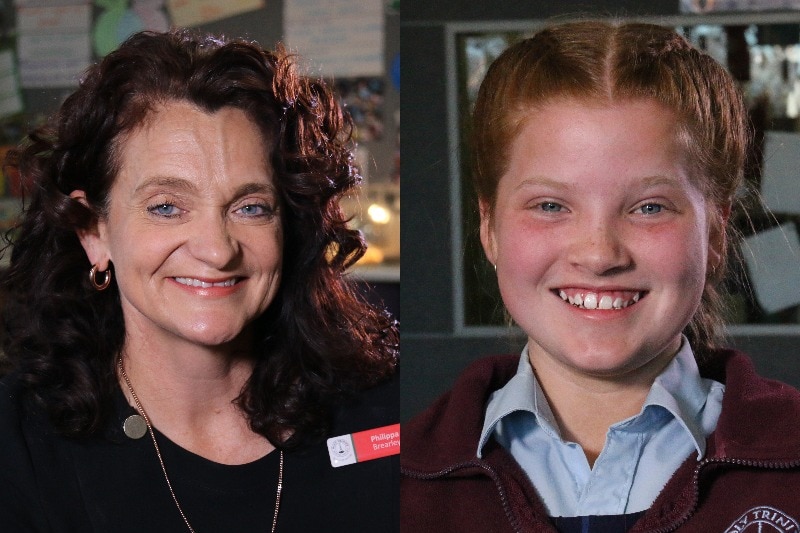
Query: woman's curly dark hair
1 29 398 449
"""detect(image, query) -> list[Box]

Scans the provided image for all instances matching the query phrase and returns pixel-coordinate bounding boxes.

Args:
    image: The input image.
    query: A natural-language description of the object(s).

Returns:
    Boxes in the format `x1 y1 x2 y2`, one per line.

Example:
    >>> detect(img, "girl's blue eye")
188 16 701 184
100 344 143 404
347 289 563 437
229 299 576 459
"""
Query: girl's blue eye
540 202 563 212
638 203 663 215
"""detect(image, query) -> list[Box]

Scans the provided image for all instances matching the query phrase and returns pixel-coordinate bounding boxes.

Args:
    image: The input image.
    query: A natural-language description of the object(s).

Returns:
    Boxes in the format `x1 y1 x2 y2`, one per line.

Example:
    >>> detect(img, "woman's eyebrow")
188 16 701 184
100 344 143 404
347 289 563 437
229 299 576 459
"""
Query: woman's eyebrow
132 178 276 198
231 182 277 198
133 176 198 195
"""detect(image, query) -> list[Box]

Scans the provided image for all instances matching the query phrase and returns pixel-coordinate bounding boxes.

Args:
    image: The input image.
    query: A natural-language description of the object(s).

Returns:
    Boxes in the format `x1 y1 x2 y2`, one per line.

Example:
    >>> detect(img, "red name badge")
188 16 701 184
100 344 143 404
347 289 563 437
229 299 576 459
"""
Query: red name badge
327 423 400 468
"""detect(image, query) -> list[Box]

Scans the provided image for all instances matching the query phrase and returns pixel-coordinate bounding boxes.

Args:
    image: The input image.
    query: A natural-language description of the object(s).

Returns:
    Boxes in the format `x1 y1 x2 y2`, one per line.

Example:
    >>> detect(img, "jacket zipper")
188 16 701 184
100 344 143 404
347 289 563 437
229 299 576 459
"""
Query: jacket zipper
402 462 543 533
650 457 800 533
407 457 800 532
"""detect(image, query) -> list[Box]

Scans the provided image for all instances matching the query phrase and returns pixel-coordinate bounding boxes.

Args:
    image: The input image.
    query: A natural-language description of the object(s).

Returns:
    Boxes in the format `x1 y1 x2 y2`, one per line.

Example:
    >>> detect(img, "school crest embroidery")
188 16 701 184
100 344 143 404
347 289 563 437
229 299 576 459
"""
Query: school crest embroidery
724 506 799 532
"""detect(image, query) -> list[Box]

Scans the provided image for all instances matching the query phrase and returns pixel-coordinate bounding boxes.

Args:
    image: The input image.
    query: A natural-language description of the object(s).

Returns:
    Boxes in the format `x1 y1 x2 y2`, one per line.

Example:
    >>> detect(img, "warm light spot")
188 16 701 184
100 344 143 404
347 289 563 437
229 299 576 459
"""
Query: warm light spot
367 203 391 224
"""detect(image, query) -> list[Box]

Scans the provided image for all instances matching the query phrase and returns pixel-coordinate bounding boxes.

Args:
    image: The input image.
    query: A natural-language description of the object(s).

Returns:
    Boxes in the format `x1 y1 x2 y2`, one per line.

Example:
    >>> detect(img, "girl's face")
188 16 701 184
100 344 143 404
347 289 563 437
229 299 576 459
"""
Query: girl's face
481 98 723 382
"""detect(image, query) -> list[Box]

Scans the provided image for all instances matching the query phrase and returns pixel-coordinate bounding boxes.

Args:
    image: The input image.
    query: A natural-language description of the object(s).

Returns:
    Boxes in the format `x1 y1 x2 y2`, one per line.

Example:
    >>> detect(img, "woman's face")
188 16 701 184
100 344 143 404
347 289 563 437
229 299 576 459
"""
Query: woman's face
78 101 282 349
480 98 722 382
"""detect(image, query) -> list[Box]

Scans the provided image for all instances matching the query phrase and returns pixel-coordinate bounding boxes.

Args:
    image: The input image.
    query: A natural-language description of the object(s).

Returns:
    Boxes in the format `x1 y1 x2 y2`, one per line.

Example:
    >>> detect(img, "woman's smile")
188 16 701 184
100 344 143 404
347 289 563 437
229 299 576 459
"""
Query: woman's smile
90 101 283 348
173 276 240 289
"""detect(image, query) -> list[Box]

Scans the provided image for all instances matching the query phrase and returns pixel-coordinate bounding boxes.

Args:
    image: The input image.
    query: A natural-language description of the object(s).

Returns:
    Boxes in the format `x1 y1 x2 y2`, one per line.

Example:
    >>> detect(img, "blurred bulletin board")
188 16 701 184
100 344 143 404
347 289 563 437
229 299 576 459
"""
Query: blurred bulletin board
0 0 399 208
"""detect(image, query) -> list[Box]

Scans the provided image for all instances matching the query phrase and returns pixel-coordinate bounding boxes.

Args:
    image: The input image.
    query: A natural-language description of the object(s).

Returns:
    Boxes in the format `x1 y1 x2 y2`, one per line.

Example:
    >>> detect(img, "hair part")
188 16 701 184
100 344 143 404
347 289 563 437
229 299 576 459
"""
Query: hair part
471 21 750 360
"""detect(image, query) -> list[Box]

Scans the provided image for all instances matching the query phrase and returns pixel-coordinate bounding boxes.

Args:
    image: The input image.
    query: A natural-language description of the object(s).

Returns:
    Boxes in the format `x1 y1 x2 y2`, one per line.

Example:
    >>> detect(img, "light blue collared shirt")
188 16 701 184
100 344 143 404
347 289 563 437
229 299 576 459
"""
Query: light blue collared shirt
477 338 724 516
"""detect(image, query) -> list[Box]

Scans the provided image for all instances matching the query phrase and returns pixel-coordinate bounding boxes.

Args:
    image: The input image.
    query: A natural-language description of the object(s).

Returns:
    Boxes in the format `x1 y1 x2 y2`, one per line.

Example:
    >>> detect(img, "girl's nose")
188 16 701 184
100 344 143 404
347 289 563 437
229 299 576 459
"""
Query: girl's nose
566 219 633 276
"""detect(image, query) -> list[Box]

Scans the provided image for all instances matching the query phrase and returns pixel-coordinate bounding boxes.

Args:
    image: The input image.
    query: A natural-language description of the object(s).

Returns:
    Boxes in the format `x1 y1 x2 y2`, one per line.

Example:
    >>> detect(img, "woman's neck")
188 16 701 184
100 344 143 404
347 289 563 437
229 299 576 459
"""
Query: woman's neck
118 325 273 465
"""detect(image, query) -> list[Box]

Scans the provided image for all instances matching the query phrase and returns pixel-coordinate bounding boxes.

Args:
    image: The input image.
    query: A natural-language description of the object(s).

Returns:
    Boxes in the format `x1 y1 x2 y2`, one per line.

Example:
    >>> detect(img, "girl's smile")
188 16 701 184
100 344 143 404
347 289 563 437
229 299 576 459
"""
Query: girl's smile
481 98 723 381
555 288 644 311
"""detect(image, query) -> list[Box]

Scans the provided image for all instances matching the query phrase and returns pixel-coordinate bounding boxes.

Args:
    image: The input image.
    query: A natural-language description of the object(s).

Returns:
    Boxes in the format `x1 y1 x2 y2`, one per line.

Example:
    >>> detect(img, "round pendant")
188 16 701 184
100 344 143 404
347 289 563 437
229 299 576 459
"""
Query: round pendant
123 414 148 439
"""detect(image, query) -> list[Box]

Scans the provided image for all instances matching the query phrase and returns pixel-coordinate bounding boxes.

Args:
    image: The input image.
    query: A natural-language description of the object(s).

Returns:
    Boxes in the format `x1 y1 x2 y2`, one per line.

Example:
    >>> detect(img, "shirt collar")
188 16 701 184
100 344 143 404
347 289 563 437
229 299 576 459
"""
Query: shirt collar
477 336 713 459
640 337 712 459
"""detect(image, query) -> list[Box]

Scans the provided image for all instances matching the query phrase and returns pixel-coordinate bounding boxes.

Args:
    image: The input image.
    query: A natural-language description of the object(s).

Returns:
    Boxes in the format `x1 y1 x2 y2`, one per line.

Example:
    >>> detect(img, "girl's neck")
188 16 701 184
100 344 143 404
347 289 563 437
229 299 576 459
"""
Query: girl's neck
543 380 650 468
528 344 676 468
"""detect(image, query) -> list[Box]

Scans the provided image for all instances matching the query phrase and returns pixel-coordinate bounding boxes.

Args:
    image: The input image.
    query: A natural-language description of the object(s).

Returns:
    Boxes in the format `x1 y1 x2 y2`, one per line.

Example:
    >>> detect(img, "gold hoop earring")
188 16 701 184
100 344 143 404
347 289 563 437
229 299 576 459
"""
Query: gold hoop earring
708 261 720 279
89 264 112 291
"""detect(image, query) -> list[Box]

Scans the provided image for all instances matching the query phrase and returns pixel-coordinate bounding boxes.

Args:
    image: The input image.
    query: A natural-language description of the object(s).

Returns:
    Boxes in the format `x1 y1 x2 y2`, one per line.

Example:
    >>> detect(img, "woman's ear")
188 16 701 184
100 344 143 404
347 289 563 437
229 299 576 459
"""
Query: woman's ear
479 198 498 267
69 190 110 270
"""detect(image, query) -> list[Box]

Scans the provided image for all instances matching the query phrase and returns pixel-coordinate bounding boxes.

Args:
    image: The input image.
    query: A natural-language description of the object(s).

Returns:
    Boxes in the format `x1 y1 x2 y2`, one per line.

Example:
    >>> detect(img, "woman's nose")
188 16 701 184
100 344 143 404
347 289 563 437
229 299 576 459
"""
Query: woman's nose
186 215 240 269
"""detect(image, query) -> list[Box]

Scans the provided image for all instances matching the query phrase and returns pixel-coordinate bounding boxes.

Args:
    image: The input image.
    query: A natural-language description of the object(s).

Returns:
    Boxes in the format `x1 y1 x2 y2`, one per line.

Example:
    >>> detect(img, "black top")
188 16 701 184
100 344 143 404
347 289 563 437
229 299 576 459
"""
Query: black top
0 372 399 532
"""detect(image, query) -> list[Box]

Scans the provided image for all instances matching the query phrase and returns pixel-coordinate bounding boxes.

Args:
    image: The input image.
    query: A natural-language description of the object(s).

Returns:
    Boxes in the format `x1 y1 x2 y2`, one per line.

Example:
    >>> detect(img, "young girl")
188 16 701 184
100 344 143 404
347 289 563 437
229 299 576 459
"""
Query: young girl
401 21 800 532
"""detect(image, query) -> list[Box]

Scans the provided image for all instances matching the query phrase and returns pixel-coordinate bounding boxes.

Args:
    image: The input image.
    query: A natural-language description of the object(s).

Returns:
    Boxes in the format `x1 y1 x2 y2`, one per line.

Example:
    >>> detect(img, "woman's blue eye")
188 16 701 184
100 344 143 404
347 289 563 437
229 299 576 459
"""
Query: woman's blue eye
540 202 563 212
236 204 273 217
149 203 179 217
638 203 663 215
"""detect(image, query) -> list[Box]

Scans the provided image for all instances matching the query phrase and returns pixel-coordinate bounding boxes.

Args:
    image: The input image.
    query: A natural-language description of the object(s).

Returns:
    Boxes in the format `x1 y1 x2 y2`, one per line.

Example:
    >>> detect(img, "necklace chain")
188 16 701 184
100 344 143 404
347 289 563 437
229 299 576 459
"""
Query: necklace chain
118 358 283 533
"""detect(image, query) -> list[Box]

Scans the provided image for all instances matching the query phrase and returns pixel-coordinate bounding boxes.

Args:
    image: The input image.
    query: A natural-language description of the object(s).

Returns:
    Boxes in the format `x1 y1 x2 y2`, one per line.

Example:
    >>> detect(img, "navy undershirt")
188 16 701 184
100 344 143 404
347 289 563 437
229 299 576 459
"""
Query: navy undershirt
551 512 648 533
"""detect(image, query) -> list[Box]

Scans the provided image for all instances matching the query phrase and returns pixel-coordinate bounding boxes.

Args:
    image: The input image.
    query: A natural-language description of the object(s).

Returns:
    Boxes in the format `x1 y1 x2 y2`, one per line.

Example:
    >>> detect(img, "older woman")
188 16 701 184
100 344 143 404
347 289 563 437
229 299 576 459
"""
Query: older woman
0 30 398 532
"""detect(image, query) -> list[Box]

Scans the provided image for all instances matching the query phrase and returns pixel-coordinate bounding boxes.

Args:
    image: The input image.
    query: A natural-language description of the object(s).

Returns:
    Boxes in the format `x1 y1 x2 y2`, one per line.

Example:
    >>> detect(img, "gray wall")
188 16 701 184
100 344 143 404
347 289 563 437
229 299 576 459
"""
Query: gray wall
400 0 800 420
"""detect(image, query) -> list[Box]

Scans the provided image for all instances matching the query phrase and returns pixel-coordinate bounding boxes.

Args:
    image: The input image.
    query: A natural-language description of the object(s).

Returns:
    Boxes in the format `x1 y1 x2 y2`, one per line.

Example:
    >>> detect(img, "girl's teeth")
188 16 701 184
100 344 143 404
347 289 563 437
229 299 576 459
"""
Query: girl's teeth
558 290 641 310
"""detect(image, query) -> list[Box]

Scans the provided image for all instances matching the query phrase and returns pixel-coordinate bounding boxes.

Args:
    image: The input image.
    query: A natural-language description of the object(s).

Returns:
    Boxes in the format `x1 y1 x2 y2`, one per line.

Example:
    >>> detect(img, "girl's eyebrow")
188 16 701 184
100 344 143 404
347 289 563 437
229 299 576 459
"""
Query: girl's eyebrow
512 174 686 192
512 176 573 192
635 175 692 193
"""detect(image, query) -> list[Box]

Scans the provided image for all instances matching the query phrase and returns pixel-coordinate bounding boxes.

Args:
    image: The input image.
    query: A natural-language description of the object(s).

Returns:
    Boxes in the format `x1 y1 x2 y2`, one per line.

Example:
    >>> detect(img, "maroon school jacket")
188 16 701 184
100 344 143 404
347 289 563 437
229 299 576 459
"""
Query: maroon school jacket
401 350 800 532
